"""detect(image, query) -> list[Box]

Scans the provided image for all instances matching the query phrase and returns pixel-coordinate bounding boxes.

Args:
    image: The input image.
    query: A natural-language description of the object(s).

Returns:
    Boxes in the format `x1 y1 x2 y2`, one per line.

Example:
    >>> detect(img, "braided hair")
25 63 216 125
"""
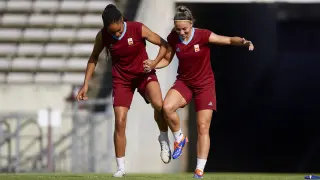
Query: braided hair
102 4 124 27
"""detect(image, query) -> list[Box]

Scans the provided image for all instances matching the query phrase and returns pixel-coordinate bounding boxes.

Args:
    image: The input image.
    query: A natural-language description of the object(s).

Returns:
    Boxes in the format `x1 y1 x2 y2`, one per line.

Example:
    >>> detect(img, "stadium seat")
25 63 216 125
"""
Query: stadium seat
55 15 81 27
29 14 55 26
38 58 66 70
1 14 28 26
86 1 111 12
34 73 61 83
11 57 38 70
44 44 71 56
76 28 98 41
71 44 93 56
17 44 44 56
23 28 50 41
62 73 84 84
33 0 60 13
0 1 5 12
7 72 33 83
6 0 33 12
0 44 17 56
60 0 86 12
66 58 87 70
0 28 22 41
50 29 76 41
0 73 6 83
0 57 11 70
82 14 103 27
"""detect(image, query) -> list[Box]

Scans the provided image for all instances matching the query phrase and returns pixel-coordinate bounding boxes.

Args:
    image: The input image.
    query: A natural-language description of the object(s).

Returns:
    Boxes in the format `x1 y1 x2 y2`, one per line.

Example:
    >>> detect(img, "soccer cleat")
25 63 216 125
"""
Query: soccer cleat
112 170 126 178
193 169 204 178
172 136 188 159
158 135 172 164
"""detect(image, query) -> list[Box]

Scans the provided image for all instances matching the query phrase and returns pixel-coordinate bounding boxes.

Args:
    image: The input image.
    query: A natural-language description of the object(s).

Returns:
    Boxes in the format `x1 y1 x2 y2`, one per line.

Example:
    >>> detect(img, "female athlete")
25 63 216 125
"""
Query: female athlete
144 6 254 178
76 4 171 177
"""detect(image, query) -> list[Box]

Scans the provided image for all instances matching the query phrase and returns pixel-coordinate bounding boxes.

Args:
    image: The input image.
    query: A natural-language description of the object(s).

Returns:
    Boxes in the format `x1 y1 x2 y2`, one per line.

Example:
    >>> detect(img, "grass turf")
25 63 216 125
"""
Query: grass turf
0 173 309 180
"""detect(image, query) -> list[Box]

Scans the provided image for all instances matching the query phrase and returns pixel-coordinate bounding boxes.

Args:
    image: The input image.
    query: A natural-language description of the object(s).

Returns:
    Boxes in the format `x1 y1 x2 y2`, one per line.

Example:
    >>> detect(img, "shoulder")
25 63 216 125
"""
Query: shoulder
127 21 143 28
195 28 212 36
167 30 178 42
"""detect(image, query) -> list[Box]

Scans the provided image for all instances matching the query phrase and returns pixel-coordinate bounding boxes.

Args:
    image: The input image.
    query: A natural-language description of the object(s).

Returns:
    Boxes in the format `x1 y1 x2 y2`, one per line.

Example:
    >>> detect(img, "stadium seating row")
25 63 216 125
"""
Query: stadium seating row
0 0 110 13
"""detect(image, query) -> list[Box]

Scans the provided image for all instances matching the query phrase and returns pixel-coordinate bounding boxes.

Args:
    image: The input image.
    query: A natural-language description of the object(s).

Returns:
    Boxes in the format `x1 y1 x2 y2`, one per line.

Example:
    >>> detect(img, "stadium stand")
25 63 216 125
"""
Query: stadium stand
0 0 113 85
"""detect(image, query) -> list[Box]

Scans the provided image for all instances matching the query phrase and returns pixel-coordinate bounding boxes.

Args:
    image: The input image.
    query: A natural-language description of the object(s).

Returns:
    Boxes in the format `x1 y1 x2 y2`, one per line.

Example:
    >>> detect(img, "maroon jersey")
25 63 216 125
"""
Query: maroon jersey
167 28 214 88
101 21 148 83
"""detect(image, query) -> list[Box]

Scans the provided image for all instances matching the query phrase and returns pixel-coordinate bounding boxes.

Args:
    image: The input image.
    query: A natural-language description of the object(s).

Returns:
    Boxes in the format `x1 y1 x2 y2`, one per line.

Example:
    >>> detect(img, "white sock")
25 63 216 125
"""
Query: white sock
116 157 125 171
196 158 207 171
173 129 183 142
160 131 169 140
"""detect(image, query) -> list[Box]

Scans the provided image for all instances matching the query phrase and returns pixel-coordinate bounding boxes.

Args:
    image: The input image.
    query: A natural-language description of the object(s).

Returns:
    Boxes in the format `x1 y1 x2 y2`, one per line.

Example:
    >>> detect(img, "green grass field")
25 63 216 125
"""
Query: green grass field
0 173 309 180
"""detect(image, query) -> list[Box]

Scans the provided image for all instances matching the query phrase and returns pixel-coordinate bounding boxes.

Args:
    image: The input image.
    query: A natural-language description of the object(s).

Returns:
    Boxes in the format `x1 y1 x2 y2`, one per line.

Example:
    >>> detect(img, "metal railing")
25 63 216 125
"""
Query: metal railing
0 98 113 173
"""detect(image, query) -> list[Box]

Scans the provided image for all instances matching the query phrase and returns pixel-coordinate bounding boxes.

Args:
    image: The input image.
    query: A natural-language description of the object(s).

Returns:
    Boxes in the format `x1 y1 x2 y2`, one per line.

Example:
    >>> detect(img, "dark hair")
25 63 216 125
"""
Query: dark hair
102 4 122 27
174 6 195 23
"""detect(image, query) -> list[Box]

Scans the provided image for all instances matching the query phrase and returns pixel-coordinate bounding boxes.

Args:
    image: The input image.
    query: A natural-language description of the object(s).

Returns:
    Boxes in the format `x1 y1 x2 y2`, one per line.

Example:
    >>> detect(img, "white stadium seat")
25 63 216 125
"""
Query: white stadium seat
29 14 54 26
66 58 87 70
0 44 17 55
17 43 44 56
76 28 98 41
50 29 76 40
55 15 81 27
62 73 84 84
44 44 71 56
60 0 86 12
33 0 59 12
71 44 93 56
86 1 111 12
11 57 38 69
38 58 66 69
0 73 6 83
34 73 61 83
0 29 22 41
23 28 50 40
7 72 33 83
1 14 28 25
0 58 11 69
82 14 103 26
6 0 33 11
0 1 5 11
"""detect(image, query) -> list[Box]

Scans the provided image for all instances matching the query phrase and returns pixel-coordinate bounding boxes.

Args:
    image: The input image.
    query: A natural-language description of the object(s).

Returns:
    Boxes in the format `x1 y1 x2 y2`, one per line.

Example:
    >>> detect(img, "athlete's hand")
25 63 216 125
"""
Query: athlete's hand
143 59 156 73
243 38 254 51
76 83 89 101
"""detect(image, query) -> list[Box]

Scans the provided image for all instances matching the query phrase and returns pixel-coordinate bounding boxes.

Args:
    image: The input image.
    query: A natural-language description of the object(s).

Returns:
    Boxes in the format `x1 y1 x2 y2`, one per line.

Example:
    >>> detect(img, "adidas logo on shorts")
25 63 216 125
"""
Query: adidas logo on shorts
208 102 213 106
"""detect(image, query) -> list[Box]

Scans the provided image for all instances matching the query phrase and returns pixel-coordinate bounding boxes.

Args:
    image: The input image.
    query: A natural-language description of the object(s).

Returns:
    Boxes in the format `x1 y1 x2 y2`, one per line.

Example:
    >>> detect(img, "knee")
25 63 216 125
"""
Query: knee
151 100 163 112
115 115 126 133
163 101 176 116
197 122 210 136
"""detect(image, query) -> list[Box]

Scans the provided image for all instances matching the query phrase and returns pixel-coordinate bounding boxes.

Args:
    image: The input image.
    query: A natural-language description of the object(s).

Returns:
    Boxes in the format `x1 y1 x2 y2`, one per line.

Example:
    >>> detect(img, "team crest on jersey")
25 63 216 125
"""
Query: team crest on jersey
194 44 200 52
127 38 133 45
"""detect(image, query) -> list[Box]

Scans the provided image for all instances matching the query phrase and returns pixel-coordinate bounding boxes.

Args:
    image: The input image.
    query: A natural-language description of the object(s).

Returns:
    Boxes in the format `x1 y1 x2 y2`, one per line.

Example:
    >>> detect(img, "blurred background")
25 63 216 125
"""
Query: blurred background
0 0 320 174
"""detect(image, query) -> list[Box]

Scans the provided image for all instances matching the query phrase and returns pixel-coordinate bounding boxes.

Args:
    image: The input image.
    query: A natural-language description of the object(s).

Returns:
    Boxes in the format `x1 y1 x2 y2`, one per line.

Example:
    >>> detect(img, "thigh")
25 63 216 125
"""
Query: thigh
194 85 216 112
113 82 135 109
164 80 192 110
137 71 161 105
196 109 213 131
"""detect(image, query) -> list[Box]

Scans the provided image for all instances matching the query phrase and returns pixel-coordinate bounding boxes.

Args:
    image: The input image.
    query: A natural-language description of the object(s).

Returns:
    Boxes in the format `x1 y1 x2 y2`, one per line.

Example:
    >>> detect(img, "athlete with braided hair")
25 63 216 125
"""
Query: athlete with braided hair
77 4 171 177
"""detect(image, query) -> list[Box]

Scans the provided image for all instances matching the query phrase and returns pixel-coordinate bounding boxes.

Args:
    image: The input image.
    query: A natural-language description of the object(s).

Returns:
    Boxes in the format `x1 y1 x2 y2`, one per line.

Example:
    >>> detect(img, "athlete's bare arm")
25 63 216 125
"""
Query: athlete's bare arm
76 31 104 101
83 31 104 85
208 32 254 51
142 24 168 70
155 45 176 69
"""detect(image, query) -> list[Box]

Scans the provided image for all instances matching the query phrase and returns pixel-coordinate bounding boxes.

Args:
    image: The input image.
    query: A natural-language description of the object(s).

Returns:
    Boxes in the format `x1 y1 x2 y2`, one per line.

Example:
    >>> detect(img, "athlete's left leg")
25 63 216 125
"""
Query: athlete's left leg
137 72 171 163
193 86 216 178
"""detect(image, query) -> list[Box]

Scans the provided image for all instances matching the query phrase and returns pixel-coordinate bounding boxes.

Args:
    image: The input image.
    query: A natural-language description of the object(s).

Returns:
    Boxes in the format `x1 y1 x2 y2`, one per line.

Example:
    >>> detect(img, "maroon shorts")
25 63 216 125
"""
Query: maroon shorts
112 71 158 108
171 80 216 112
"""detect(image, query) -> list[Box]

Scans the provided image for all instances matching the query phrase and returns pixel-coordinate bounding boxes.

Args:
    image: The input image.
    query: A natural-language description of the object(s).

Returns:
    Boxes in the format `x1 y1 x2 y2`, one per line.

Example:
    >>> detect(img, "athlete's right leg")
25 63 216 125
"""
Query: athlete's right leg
112 82 134 177
163 80 192 159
